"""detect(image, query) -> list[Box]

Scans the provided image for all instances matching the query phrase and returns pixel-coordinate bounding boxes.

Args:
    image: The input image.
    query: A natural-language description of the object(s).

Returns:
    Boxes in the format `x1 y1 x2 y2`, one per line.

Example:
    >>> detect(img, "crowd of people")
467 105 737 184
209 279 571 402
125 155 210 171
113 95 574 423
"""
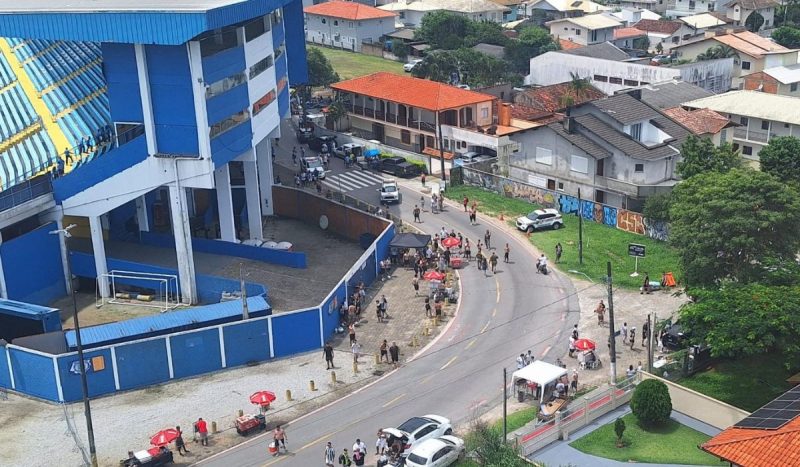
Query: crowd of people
324 430 407 467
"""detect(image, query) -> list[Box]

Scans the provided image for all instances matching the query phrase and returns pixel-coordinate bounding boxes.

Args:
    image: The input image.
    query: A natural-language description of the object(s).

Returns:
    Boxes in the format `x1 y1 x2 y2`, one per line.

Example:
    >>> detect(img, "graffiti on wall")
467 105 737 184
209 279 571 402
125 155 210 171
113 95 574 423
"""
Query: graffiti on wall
501 181 557 208
617 209 646 235
643 218 670 242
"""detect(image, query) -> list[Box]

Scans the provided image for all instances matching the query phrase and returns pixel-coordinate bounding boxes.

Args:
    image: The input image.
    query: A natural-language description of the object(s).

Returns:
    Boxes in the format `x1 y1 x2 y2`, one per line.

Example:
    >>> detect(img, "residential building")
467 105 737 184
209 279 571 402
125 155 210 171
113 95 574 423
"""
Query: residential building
492 0 525 21
547 15 623 46
724 0 779 30
613 26 649 49
526 42 733 94
525 0 610 22
304 1 396 51
507 91 689 209
633 19 697 51
472 43 507 59
672 30 797 87
682 90 800 160
679 12 730 32
666 0 720 18
514 82 606 111
330 72 525 168
378 0 509 28
610 7 662 26
629 79 714 108
617 0 660 11
742 63 800 95
662 106 736 143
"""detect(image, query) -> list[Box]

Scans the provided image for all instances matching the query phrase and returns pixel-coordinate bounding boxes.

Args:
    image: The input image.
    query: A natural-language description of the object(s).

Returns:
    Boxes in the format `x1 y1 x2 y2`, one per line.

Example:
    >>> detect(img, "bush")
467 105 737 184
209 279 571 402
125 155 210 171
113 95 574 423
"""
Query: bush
642 192 672 222
630 379 672 426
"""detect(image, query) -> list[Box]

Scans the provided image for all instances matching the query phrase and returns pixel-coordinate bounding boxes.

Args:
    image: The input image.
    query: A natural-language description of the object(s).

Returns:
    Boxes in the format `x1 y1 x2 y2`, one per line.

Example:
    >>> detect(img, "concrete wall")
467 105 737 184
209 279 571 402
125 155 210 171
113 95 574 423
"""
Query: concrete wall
0 222 66 305
640 372 750 430
305 15 394 52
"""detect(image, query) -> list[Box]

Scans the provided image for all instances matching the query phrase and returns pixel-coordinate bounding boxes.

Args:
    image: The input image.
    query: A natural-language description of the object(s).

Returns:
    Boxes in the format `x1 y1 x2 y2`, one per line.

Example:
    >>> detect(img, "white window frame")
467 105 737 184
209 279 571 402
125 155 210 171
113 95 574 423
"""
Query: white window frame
570 154 589 174
535 147 553 165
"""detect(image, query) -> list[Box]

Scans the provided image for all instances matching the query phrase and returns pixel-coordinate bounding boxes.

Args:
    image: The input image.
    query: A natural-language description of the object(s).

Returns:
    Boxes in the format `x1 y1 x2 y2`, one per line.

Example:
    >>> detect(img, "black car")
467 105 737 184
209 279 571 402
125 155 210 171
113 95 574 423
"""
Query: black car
308 135 337 151
296 126 314 143
379 156 420 177
662 322 687 350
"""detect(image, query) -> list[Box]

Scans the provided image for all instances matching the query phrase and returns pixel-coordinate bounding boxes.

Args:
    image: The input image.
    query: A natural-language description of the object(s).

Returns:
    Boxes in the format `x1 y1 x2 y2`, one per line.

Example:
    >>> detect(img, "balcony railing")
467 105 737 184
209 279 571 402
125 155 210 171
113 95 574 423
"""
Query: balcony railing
0 174 52 215
348 104 436 133
733 127 769 143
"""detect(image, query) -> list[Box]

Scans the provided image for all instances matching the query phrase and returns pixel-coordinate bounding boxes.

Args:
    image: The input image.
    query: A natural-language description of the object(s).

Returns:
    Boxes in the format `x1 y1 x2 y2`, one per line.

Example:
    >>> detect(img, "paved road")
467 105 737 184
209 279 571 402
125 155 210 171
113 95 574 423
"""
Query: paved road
197 129 579 467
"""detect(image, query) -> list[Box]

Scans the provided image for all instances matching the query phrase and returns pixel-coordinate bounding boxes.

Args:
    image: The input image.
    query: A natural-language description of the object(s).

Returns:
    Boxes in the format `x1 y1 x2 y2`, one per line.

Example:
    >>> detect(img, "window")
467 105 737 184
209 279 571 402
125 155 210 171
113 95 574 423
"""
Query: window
630 123 642 141
595 190 605 203
557 181 564 190
761 120 770 131
634 163 644 172
596 159 604 176
740 116 749 126
742 145 753 155
321 18 326 24
252 89 277 116
401 130 411 144
535 147 552 165
791 83 798 92
689 0 696 8
206 72 247 99
575 29 581 35
571 154 588 173
349 21 354 28
481 108 489 119
672 36 680 43
199 26 240 57
593 74 608 82
609 77 622 84
333 20 339 26
624 79 638 86
209 108 250 138
244 17 270 42
590 29 598 42
741 61 751 70
248 55 274 79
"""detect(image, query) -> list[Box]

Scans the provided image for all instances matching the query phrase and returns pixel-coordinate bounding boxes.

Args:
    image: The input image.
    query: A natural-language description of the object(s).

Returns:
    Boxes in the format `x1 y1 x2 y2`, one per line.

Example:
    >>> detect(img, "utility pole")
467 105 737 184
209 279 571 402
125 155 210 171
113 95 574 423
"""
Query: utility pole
606 261 617 384
240 263 249 320
50 224 98 467
577 188 584 265
503 367 508 441
648 313 656 372
436 113 446 184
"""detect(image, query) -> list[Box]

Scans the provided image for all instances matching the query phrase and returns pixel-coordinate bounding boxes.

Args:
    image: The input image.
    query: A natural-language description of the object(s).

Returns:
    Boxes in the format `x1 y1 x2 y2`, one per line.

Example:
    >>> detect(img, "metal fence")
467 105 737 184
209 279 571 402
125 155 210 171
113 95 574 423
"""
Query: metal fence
0 173 52 214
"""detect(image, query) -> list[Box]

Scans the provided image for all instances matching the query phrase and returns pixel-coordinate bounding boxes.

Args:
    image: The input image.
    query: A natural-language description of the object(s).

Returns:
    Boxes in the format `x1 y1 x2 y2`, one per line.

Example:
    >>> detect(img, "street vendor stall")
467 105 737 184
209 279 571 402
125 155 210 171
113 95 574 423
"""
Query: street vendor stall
512 360 568 404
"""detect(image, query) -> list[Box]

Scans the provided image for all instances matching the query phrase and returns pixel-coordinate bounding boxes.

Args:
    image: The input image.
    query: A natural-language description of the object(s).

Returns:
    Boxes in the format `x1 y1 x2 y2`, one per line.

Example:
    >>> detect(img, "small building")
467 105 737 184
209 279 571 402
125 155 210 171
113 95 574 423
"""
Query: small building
633 19 696 52
472 43 507 60
724 0 779 31
378 0 509 28
547 15 623 46
613 26 649 49
617 0 659 11
662 106 736 144
679 12 729 33
525 0 610 22
492 0 525 21
610 7 662 26
742 64 800 96
514 81 605 112
304 1 397 52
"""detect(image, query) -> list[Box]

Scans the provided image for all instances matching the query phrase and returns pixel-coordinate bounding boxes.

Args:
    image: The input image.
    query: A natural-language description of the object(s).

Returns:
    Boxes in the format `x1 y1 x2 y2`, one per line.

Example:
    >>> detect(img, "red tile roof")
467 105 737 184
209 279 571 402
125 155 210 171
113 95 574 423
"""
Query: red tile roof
663 106 733 135
422 147 455 160
514 82 605 113
331 72 495 111
304 1 396 20
634 19 683 35
559 38 583 50
614 27 647 40
702 417 800 467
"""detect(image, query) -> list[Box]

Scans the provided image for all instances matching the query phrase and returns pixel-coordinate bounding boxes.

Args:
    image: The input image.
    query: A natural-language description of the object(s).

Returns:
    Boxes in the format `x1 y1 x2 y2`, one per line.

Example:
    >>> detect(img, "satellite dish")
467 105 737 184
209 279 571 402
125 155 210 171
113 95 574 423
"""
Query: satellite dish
319 215 329 230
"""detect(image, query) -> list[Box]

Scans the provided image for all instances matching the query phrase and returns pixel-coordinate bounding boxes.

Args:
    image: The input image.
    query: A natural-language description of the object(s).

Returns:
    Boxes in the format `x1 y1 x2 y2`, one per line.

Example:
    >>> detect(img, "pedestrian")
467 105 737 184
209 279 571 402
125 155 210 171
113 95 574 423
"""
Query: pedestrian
325 442 336 466
292 146 297 164
421 173 426 187
323 344 336 371
389 342 400 368
434 299 442 317
273 425 287 452
484 230 491 249
517 353 525 369
338 448 352 466
526 350 534 365
376 429 387 455
571 324 579 340
629 327 636 350
504 243 510 263
594 300 605 325
413 205 421 223
570 369 578 396
424 296 432 317
381 294 388 318
642 321 650 347
469 208 477 225
353 438 367 457
77 139 85 155
196 418 208 446
641 273 651 294
568 336 576 358
353 449 365 466
626 365 635 378
64 147 73 165
351 340 361 362
462 196 469 212
375 300 384 323
348 323 356 345
175 426 190 456
380 339 389 363
621 322 628 344
490 251 498 273
555 243 563 263
637 361 643 373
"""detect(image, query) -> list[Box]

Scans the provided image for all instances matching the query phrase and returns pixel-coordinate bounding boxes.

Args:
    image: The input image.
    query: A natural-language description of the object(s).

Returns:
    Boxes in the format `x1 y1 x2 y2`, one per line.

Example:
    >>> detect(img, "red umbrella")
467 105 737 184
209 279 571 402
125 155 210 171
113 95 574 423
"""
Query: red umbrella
574 338 596 351
250 390 277 408
441 236 460 249
150 428 180 447
423 270 446 281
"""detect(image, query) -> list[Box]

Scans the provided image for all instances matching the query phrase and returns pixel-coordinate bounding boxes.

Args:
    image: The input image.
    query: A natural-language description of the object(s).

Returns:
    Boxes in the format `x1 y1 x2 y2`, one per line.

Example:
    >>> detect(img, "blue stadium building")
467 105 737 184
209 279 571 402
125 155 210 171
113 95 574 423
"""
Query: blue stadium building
0 0 308 305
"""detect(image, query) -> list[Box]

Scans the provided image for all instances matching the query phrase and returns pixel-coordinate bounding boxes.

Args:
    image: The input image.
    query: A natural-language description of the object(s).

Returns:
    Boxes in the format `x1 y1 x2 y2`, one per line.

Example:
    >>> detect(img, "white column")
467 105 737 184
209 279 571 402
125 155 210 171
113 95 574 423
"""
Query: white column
135 195 150 232
256 140 274 216
134 44 158 156
0 232 7 299
215 164 237 242
243 159 263 240
56 219 72 295
187 41 212 160
89 215 110 298
169 184 198 304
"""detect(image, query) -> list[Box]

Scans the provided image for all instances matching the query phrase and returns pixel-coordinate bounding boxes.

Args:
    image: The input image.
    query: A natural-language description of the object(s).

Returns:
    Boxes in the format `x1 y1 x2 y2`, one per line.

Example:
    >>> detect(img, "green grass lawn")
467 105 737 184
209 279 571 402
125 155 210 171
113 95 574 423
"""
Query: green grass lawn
570 414 718 465
309 45 405 81
444 186 682 289
678 354 794 412
491 406 539 434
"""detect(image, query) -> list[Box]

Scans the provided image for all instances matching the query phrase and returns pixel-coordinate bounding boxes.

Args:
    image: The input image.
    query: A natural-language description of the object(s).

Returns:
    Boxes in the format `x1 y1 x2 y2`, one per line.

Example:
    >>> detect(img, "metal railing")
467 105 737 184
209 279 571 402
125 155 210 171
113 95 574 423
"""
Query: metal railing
0 173 52 214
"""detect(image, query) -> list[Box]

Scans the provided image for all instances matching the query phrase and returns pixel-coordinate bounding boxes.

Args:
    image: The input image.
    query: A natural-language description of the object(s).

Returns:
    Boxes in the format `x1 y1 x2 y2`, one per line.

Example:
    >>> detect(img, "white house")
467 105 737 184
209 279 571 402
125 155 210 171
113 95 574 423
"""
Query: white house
679 12 729 32
304 1 396 51
724 0 779 30
525 0 610 21
547 14 623 46
633 19 697 52
666 0 720 18
611 7 661 26
379 0 509 28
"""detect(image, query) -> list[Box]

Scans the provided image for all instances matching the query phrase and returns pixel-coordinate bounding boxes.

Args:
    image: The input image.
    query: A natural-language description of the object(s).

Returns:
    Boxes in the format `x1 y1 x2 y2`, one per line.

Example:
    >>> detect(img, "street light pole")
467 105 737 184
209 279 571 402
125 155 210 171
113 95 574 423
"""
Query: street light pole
50 224 98 467
436 113 446 184
606 261 617 385
503 367 508 442
577 188 584 265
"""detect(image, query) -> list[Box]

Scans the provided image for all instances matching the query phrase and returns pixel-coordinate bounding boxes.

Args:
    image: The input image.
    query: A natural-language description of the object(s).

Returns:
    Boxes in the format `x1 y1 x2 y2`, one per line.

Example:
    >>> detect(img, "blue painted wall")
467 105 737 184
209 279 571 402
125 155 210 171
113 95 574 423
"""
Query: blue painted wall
0 345 11 389
202 45 247 85
8 348 58 400
271 309 321 357
146 45 199 155
170 328 222 379
56 348 116 401
375 224 396 272
206 83 250 127
223 319 270 366
283 0 309 85
211 119 253 167
101 43 144 123
0 222 66 306
272 19 286 51
115 338 171 390
321 282 346 341
278 84 290 119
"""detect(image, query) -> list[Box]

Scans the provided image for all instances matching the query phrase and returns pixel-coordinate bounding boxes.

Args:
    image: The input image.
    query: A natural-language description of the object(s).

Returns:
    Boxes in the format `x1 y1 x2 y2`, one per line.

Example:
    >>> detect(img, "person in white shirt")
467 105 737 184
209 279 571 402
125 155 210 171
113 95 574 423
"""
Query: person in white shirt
516 354 525 369
537 254 548 273
353 439 367 456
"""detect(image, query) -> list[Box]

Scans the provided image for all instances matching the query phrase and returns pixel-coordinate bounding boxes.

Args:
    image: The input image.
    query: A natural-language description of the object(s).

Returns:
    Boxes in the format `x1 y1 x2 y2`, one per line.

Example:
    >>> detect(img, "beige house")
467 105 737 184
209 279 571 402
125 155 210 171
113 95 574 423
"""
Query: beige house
547 15 622 46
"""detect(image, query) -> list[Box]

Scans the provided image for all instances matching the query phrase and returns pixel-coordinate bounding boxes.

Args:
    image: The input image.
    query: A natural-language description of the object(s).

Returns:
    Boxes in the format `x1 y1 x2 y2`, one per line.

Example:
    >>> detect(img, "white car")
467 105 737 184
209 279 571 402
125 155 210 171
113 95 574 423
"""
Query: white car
301 156 326 179
516 208 563 233
380 179 400 203
405 435 465 467
383 414 453 455
404 59 423 72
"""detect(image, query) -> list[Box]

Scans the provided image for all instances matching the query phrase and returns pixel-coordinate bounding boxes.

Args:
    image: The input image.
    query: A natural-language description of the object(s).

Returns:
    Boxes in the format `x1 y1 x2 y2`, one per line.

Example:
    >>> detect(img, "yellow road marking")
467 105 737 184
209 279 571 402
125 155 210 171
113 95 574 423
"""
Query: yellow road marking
481 321 491 334
382 393 406 408
440 356 458 370
465 339 477 349
420 373 435 384
492 308 497 318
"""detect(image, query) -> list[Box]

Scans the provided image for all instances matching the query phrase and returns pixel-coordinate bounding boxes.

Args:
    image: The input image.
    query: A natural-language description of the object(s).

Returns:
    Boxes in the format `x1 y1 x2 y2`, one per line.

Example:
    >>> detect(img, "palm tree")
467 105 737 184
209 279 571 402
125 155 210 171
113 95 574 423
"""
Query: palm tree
326 99 347 131
561 71 590 109
697 45 739 61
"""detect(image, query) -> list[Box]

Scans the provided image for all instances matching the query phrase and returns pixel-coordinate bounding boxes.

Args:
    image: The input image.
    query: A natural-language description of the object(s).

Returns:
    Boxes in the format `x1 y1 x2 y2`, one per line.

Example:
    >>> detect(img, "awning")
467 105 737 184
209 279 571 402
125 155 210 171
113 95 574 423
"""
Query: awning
389 233 431 249
511 360 567 388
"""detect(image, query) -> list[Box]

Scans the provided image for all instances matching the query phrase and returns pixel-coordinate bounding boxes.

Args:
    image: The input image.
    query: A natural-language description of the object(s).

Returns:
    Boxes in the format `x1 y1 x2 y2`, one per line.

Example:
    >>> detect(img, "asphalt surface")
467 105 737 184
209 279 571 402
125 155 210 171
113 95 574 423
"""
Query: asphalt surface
196 128 579 467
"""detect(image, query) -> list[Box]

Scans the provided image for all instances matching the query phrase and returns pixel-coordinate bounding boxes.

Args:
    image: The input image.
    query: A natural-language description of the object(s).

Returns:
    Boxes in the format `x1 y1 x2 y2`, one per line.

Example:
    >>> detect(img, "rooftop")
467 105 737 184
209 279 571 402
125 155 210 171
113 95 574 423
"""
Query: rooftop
548 14 622 30
574 113 686 160
548 120 612 158
723 0 780 9
631 80 713 109
592 92 662 125
680 12 728 29
331 72 494 111
558 38 584 50
557 41 631 61
529 0 610 13
515 81 605 112
472 43 507 59
763 63 800 84
378 0 508 13
683 90 800 126
662 106 733 135
633 19 683 35
304 1 396 20
613 26 647 40
709 30 790 58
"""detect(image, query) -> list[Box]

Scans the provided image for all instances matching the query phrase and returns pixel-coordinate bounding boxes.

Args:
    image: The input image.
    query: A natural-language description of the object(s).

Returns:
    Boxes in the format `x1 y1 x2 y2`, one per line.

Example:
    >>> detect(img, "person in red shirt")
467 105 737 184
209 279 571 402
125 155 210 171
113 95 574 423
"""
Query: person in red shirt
195 418 208 446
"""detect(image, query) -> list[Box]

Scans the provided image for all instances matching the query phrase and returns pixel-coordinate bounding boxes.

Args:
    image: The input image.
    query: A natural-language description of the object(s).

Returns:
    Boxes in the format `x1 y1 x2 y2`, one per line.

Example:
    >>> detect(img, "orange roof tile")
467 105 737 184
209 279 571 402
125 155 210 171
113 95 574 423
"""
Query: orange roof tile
614 27 647 40
702 417 800 467
663 106 733 135
421 147 455 160
304 1 396 20
514 82 605 113
331 72 495 111
559 38 583 50
713 31 789 58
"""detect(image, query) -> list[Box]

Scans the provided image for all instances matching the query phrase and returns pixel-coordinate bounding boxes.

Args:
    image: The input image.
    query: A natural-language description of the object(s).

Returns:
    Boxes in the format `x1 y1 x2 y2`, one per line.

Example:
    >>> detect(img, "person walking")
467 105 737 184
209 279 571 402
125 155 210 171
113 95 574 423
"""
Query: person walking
413 205 421 223
516 353 525 370
375 429 388 455
380 340 389 363
389 342 400 369
273 425 287 453
484 230 491 249
490 251 498 273
196 418 208 446
570 370 579 397
338 448 352 466
412 276 419 296
572 324 579 340
351 340 361 363
621 322 628 345
175 426 190 456
424 296 432 317
555 243 563 263
462 196 469 212
629 327 636 351
325 442 336 467
375 300 384 324
324 342 335 369
353 439 367 458
348 324 357 345
421 173 426 187
642 320 650 347
594 300 606 325
504 243 510 263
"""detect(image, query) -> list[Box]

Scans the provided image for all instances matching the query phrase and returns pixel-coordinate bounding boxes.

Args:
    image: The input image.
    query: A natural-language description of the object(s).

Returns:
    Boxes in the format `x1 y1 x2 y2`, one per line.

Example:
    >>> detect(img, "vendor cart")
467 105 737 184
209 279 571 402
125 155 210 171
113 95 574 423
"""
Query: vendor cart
538 398 568 422
235 413 266 436
121 447 174 466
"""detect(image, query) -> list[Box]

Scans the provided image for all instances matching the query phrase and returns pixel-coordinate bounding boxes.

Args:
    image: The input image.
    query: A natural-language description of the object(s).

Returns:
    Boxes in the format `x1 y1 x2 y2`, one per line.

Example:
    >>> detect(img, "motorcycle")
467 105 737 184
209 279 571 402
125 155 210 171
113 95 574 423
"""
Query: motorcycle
537 262 548 275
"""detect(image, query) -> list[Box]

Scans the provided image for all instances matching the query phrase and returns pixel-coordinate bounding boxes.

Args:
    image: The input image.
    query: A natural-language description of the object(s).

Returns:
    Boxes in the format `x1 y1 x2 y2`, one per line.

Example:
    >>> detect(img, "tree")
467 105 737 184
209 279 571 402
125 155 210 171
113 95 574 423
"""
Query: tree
630 379 672 426
772 26 800 48
413 48 513 88
464 421 529 466
391 40 409 60
326 99 347 131
745 11 766 32
758 136 800 185
642 192 672 222
655 42 664 54
415 11 472 49
306 47 339 87
465 20 509 47
560 72 591 107
669 169 800 286
679 284 800 368
614 418 626 447
697 44 738 60
676 135 742 179
504 26 558 73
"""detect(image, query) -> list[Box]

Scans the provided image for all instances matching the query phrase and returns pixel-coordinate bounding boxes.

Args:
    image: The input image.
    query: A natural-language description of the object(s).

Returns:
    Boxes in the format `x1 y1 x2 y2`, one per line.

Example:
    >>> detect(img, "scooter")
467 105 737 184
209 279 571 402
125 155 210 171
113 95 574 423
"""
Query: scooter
537 263 549 275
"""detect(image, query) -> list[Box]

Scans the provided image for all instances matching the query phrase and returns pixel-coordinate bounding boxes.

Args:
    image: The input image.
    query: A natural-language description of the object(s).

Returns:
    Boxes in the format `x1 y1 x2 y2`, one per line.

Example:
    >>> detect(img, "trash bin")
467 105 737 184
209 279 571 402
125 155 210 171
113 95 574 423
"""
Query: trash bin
517 390 525 402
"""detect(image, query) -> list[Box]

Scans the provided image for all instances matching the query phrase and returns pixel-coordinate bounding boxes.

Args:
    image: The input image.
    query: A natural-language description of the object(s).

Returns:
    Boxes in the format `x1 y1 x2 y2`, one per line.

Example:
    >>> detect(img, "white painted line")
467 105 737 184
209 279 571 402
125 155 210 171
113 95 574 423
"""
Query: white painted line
165 336 174 379
480 321 491 334
326 177 360 191
465 339 477 350
495 277 501 303
440 355 458 370
541 345 551 357
218 327 227 368
52 356 63 402
338 172 374 188
110 346 120 390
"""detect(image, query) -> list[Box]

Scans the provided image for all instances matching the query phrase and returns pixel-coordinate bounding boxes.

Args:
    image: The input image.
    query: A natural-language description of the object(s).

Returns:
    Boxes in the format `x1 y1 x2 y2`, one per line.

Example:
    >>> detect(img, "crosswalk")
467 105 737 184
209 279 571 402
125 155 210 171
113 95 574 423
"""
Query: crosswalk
322 169 387 193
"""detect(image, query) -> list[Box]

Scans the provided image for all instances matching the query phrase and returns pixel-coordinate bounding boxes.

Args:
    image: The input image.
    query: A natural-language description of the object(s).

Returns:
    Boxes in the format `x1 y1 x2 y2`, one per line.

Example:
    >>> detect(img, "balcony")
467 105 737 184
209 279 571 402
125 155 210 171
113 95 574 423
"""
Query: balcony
594 176 677 198
733 127 769 143
348 104 435 133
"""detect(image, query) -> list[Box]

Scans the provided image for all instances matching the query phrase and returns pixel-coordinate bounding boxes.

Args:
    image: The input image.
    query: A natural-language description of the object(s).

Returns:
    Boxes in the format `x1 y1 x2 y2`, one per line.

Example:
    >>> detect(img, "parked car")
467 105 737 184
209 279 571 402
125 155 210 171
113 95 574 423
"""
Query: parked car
300 156 326 179
404 59 423 72
334 143 364 160
650 54 671 65
295 125 314 143
405 435 465 467
379 179 400 204
663 321 687 350
515 208 563 233
308 135 337 151
379 156 420 177
383 415 453 456
453 151 494 167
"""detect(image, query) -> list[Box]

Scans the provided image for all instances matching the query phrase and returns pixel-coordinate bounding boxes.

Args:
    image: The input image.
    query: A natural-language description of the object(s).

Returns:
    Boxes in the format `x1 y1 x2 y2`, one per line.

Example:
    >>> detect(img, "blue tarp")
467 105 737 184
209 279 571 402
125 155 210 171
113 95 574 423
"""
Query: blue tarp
364 149 380 158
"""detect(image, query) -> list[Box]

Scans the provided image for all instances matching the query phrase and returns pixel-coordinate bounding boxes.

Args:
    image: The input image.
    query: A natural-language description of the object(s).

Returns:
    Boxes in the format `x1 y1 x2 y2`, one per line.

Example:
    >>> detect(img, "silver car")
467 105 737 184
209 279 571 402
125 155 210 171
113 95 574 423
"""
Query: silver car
516 208 563 233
